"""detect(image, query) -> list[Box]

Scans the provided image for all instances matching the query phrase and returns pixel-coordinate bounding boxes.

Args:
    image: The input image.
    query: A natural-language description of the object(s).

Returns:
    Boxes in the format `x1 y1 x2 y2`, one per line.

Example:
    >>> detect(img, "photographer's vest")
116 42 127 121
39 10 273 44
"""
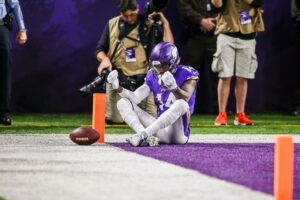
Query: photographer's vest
215 1 265 35
108 16 149 76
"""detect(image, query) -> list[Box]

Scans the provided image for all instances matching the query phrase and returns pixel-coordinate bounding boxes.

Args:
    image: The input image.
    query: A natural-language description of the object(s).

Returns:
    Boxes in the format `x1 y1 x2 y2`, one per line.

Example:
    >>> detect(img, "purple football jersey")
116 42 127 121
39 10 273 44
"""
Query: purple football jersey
146 65 199 117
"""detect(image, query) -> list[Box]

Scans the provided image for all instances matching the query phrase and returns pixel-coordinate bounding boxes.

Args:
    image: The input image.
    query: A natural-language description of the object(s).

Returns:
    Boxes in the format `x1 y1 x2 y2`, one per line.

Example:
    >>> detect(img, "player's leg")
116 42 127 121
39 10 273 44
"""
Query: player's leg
117 97 156 146
154 113 189 144
117 98 156 133
144 99 189 140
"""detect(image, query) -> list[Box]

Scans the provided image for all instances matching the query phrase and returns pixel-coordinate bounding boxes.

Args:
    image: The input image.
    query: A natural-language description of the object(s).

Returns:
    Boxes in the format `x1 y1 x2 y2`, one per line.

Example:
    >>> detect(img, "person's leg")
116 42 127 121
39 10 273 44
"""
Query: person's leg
144 99 189 137
117 98 156 133
105 84 124 124
218 77 231 112
235 77 248 113
205 36 218 114
118 97 157 146
234 38 256 125
154 114 189 144
125 99 189 146
0 27 12 125
212 34 235 125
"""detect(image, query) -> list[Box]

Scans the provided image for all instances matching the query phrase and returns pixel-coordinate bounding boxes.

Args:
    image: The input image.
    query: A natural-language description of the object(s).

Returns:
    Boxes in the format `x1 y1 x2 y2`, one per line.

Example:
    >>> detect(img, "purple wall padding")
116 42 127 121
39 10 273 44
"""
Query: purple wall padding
10 0 300 113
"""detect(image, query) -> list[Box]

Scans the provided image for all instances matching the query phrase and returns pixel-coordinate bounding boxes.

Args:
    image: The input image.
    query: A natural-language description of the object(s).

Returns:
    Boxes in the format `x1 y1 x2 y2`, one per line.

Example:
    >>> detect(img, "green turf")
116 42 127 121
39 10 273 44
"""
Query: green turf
0 196 6 200
0 114 299 134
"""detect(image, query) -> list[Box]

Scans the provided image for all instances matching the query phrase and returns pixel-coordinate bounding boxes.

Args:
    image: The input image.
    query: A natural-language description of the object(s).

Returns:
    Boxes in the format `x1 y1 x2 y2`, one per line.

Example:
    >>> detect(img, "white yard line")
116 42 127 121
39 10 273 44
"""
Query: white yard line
0 134 280 200
107 133 300 143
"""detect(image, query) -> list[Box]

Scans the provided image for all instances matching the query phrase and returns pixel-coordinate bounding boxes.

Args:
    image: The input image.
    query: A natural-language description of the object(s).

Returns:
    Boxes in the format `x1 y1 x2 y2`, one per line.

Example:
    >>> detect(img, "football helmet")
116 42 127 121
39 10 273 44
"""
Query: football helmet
149 42 180 74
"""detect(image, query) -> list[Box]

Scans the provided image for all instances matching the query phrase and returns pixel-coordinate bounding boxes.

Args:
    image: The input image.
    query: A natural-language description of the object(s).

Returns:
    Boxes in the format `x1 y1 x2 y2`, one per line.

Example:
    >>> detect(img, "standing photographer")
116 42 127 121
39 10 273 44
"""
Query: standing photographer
0 0 27 125
95 0 174 124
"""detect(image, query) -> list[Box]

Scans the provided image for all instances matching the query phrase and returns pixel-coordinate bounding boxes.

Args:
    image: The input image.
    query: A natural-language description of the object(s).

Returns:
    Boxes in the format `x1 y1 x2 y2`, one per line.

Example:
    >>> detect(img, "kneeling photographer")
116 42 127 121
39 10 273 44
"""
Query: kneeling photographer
92 0 174 124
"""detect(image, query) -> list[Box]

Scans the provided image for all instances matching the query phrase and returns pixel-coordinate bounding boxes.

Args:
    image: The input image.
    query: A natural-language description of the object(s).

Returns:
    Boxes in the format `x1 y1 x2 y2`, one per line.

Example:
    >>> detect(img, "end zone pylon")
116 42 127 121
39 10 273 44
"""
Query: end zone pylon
92 93 106 143
274 135 294 200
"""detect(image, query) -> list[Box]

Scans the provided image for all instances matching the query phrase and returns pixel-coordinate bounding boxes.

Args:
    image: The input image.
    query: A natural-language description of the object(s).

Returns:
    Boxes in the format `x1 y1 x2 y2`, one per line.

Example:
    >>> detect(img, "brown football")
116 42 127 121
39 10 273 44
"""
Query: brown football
69 127 100 145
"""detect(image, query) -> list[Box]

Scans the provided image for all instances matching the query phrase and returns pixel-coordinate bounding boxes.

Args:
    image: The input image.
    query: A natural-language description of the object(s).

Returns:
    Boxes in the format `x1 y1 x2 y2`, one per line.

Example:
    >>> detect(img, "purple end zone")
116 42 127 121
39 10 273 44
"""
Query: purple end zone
112 143 300 199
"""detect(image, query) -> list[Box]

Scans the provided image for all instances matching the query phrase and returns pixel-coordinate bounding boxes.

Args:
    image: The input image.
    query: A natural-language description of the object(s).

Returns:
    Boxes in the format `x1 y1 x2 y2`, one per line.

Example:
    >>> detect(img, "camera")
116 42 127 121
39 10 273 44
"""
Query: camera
144 0 168 21
79 69 109 95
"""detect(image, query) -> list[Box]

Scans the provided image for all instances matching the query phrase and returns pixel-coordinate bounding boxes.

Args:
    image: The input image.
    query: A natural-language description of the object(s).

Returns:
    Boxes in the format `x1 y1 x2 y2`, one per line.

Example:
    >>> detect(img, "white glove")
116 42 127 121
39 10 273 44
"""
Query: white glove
161 71 178 90
107 70 119 89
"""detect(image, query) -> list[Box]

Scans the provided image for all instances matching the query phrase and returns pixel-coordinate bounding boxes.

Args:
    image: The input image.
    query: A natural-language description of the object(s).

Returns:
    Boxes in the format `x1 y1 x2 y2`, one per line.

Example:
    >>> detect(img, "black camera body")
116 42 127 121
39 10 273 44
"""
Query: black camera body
144 0 168 21
3 13 13 31
79 69 146 95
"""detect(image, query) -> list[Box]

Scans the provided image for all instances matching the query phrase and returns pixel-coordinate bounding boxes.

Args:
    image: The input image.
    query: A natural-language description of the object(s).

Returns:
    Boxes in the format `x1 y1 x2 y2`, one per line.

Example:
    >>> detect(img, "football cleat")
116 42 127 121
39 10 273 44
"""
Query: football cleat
146 136 160 147
126 133 146 147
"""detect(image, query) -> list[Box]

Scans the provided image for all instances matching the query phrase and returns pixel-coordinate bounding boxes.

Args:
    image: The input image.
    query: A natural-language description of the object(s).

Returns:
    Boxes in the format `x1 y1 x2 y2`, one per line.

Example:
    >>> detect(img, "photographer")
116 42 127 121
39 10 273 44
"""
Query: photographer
95 0 174 124
0 0 27 125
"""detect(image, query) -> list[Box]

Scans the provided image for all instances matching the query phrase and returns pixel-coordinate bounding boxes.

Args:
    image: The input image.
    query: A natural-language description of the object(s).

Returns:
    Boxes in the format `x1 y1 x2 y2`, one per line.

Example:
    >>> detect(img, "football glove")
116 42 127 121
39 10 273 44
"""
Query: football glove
162 71 178 90
107 70 119 89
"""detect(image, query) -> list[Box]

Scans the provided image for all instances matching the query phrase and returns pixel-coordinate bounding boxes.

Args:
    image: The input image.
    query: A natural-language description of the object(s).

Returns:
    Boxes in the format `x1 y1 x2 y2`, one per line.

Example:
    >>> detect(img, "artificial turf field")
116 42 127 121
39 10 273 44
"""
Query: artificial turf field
0 113 299 134
0 114 299 200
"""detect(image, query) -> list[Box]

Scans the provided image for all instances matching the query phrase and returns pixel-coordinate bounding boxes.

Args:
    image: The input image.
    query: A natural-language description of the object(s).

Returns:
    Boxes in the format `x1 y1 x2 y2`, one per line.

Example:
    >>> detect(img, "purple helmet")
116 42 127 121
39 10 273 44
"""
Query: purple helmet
149 42 180 74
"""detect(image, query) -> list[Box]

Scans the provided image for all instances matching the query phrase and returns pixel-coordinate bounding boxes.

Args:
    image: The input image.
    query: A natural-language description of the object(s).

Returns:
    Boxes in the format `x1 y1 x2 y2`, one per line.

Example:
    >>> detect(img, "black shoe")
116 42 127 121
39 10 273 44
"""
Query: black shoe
291 109 300 116
0 115 12 125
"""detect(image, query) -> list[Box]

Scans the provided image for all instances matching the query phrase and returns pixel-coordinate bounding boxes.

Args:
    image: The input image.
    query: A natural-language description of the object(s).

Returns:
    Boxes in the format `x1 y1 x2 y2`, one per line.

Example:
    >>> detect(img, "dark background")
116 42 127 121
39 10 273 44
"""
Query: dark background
8 0 300 114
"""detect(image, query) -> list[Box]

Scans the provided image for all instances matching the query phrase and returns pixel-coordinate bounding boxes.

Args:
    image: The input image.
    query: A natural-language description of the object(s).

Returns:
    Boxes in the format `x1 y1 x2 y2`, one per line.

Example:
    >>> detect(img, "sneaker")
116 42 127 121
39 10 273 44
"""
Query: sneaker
146 136 160 147
0 114 12 125
234 112 253 126
214 112 227 126
126 133 146 147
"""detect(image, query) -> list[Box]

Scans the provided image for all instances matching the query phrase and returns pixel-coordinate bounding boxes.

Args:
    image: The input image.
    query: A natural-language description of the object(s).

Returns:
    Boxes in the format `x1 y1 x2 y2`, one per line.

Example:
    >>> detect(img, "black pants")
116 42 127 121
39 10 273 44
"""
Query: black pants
181 34 218 114
0 26 11 116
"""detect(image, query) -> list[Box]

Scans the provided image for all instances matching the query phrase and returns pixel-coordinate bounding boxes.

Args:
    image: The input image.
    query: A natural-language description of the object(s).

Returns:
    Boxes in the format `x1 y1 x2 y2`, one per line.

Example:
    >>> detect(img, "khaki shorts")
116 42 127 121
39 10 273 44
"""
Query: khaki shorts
105 84 157 123
212 34 258 79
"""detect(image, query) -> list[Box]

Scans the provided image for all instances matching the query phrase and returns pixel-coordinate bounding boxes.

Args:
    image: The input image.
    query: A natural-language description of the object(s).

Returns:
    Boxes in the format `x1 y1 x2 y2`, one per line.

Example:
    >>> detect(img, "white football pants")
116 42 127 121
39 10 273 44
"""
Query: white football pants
117 98 189 144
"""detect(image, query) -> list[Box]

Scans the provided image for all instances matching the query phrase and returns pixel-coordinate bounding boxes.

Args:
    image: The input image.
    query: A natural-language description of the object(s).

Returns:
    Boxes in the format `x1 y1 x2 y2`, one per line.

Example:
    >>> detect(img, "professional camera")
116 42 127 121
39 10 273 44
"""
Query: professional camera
144 0 168 21
79 69 109 95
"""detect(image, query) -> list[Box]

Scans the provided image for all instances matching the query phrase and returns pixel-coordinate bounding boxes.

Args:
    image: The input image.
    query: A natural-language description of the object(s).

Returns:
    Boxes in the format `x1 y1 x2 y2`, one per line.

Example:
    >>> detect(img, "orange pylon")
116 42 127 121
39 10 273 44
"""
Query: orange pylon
274 135 294 200
92 93 106 143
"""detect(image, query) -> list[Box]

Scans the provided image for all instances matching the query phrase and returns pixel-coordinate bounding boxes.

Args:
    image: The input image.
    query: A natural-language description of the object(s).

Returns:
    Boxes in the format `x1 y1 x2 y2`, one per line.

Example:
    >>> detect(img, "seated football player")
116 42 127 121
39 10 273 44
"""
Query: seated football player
107 42 199 146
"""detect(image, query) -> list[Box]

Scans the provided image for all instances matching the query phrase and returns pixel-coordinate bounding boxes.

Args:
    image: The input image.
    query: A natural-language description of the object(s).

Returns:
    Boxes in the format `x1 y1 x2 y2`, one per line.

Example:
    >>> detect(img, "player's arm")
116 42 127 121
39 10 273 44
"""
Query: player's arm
107 70 150 104
172 79 197 102
117 84 151 105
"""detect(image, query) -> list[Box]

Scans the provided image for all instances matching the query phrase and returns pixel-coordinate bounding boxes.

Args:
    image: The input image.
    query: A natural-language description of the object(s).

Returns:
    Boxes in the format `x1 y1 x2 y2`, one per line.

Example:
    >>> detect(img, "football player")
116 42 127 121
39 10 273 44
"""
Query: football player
107 42 199 146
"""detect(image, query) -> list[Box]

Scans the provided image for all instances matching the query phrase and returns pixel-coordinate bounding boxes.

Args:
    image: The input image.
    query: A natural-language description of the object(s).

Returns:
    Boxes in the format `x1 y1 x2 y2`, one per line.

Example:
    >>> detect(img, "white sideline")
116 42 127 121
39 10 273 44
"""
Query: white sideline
0 134 291 200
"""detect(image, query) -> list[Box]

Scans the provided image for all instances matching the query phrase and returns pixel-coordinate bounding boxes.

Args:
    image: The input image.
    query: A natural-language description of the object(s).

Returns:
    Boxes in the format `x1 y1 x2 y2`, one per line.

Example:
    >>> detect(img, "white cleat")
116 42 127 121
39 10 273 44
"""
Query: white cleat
126 133 145 147
146 136 160 147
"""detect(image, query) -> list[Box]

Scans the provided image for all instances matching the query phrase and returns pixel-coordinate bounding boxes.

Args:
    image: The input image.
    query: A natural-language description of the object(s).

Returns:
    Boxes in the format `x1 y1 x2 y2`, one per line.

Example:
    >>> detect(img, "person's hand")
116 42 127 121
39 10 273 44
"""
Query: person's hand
200 18 216 32
107 70 119 90
162 71 177 90
97 57 112 75
16 30 27 44
149 12 169 25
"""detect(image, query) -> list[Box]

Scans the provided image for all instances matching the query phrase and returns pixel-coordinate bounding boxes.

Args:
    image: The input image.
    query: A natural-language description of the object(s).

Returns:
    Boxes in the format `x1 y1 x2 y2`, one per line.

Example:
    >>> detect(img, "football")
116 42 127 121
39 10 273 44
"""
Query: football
69 127 100 145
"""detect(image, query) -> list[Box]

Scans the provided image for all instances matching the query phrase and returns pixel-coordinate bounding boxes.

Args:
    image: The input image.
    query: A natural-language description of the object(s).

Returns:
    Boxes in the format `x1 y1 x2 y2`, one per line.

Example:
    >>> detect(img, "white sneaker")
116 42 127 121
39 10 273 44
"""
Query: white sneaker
146 136 160 147
126 133 145 147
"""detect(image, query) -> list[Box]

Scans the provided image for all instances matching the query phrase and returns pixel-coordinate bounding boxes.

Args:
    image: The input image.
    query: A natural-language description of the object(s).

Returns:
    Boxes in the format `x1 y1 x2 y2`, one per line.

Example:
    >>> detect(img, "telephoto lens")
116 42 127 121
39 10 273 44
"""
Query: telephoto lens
79 70 109 95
